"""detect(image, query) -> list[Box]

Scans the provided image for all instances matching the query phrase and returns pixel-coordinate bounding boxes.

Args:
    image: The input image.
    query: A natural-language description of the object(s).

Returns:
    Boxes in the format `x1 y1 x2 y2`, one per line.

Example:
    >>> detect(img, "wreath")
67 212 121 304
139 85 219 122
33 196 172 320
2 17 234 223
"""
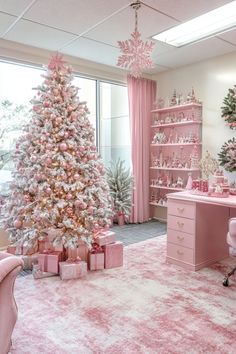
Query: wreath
221 85 236 130
218 137 236 172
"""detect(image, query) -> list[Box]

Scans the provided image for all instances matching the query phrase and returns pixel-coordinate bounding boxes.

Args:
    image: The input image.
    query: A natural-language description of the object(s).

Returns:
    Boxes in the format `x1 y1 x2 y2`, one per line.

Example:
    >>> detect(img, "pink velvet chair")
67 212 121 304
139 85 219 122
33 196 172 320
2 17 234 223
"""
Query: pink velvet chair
223 218 236 287
0 252 23 354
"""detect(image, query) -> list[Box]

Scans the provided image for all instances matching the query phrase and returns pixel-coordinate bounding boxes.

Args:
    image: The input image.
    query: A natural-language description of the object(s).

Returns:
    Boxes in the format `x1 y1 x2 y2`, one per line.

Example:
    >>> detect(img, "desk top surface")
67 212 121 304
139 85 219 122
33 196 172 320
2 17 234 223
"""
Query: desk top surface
167 191 236 208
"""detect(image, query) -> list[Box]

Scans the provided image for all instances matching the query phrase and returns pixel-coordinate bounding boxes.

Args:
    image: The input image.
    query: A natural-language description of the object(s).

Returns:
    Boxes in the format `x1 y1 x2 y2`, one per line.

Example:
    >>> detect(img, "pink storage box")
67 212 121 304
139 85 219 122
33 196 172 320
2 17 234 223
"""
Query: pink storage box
89 252 104 271
95 231 116 246
103 241 123 269
38 251 63 274
59 261 87 280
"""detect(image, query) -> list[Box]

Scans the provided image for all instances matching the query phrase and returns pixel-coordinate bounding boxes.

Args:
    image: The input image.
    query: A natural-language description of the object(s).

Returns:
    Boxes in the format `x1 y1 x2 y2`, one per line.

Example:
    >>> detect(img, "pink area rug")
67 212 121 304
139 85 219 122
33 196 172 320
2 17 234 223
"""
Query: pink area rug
11 235 236 354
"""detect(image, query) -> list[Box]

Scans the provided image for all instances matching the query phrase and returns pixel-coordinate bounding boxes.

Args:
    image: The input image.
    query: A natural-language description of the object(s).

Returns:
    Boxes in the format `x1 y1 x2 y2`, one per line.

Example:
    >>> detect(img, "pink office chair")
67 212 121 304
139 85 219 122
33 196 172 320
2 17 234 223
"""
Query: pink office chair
223 218 236 287
0 252 23 354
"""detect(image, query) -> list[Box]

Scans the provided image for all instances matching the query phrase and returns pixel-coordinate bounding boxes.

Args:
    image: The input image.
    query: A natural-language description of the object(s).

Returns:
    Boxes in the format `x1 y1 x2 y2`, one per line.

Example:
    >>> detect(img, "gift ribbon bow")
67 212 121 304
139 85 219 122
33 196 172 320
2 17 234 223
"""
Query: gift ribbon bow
91 243 103 254
66 256 81 263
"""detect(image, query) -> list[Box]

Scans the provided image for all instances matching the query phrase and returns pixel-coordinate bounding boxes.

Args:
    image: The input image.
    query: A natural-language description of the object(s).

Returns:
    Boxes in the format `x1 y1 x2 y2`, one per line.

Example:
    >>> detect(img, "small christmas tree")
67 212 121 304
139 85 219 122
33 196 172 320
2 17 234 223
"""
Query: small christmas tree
221 85 236 130
2 54 113 249
106 159 133 219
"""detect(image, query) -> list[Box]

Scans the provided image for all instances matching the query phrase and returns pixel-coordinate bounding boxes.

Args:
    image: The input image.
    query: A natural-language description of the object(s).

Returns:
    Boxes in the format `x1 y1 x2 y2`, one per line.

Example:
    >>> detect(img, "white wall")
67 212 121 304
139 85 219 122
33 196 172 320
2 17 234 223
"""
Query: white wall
152 51 236 182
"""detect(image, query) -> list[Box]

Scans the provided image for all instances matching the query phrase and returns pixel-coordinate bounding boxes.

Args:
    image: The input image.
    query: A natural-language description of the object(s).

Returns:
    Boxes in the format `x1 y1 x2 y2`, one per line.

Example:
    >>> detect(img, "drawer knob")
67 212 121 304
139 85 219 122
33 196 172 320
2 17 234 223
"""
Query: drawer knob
177 250 184 255
177 221 184 228
177 235 184 241
177 207 185 213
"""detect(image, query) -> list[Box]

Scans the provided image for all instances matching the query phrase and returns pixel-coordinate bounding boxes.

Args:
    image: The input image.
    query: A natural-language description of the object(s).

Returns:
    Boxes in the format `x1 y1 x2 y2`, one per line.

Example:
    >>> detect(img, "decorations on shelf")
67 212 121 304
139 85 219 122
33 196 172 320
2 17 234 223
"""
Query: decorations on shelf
221 85 236 130
164 88 201 107
117 0 154 78
208 170 230 198
218 137 236 172
0 54 113 250
106 159 133 224
150 101 202 219
199 150 219 179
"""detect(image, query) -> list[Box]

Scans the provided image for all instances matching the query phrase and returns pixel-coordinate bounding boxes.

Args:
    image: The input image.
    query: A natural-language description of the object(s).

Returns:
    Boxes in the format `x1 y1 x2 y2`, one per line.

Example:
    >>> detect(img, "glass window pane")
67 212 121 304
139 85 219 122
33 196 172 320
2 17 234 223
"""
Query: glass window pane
99 82 130 169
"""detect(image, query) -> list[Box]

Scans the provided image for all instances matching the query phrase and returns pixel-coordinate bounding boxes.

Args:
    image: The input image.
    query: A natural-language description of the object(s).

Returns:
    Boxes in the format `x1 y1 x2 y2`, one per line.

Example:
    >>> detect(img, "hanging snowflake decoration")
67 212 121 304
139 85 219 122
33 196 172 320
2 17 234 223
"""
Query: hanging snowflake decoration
221 85 236 130
117 1 154 78
117 30 154 78
218 137 236 172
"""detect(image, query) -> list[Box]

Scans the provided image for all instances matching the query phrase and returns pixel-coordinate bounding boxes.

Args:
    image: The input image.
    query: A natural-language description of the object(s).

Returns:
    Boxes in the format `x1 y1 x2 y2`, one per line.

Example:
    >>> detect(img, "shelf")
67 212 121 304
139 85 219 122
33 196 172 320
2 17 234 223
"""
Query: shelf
150 143 202 147
151 102 202 113
151 120 202 128
150 185 184 191
149 202 167 208
150 167 200 171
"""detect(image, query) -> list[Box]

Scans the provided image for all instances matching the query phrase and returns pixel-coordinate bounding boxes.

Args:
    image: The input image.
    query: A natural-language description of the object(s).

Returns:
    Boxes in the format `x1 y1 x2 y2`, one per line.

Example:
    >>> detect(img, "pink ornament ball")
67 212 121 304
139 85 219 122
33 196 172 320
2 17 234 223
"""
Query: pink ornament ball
43 101 50 108
14 219 22 229
70 112 77 120
74 200 81 208
94 223 99 229
46 187 52 195
74 173 80 180
88 206 93 214
67 193 73 200
64 132 69 138
31 155 37 163
60 143 68 151
79 146 85 152
67 105 73 112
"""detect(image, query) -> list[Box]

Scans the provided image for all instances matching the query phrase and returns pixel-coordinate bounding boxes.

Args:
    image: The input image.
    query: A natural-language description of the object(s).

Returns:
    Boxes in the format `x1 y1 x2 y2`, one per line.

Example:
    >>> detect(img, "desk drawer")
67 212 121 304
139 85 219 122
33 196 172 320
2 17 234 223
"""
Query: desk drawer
168 200 195 219
167 229 195 249
167 242 194 264
168 215 195 234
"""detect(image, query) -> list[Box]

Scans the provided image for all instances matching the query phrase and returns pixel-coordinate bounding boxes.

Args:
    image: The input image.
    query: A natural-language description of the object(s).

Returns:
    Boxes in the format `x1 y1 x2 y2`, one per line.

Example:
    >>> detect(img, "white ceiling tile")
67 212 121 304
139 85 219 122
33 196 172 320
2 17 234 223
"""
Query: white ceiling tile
0 0 34 16
4 19 77 50
61 37 120 67
23 0 130 35
85 4 178 47
155 37 236 68
143 0 233 22
217 29 236 46
0 12 16 36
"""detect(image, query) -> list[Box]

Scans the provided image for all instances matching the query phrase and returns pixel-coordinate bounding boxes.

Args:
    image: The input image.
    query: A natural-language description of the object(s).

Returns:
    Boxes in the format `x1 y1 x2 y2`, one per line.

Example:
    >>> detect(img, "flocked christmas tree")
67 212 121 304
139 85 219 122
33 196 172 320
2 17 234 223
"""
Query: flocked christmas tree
221 85 236 130
2 54 113 249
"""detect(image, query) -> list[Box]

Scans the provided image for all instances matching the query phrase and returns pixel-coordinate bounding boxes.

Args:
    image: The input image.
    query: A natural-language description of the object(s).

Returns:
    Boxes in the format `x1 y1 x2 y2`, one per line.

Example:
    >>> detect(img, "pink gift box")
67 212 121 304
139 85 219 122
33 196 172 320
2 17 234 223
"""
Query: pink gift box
95 231 116 246
103 241 123 269
89 252 104 271
38 251 63 274
6 245 17 254
67 241 88 262
32 264 57 279
59 261 87 280
21 253 38 270
38 237 54 252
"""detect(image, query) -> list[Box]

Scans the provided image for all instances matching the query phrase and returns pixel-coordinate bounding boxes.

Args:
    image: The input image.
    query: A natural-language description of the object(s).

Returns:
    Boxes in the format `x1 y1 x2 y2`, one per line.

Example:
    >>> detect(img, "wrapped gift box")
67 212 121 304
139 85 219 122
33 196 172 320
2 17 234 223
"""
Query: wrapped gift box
6 245 17 255
95 231 116 246
59 260 87 280
38 251 63 274
21 253 38 270
88 244 104 270
32 264 57 279
38 237 54 252
103 241 123 269
67 240 88 262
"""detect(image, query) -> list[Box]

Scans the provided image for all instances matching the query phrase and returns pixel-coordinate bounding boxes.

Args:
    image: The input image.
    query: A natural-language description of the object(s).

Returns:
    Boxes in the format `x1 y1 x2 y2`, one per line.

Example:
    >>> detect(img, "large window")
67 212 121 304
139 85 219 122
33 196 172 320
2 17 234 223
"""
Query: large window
0 60 130 181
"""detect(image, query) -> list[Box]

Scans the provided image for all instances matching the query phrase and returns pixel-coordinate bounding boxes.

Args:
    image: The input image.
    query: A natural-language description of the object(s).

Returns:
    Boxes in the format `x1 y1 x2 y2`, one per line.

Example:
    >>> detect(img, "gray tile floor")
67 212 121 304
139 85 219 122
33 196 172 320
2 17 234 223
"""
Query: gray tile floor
112 219 167 246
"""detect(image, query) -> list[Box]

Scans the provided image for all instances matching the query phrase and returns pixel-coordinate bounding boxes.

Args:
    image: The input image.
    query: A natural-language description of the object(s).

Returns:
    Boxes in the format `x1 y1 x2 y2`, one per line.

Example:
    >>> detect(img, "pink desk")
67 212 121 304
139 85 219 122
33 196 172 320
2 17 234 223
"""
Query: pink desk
166 191 236 271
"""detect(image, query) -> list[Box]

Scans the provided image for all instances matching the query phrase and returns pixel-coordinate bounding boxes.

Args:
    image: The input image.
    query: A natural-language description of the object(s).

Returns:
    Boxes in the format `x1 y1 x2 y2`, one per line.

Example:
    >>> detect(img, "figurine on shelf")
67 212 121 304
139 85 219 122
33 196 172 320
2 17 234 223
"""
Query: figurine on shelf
199 150 219 180
185 173 193 190
152 131 167 144
176 177 184 188
170 89 178 106
190 145 200 169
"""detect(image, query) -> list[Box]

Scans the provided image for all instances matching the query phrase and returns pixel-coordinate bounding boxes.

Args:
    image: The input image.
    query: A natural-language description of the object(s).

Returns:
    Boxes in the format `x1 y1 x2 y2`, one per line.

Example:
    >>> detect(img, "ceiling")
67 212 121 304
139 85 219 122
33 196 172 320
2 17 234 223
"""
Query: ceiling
0 0 236 75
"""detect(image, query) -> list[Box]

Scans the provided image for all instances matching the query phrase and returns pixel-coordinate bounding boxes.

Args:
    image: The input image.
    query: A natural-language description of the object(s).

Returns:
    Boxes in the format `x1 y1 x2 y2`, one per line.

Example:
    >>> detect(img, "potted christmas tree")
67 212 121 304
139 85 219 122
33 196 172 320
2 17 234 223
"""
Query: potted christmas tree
106 159 133 225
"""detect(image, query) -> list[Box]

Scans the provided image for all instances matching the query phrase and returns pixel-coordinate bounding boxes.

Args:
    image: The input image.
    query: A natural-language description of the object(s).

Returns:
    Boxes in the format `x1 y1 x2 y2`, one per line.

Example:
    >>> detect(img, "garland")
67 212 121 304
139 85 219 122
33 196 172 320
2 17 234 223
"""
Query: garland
221 85 236 130
218 137 236 172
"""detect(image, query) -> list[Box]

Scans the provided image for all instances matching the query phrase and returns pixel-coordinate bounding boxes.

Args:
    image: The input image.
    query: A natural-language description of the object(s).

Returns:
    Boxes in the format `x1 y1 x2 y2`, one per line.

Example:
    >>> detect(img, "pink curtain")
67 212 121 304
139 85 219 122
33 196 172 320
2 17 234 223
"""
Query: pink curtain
127 75 156 223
